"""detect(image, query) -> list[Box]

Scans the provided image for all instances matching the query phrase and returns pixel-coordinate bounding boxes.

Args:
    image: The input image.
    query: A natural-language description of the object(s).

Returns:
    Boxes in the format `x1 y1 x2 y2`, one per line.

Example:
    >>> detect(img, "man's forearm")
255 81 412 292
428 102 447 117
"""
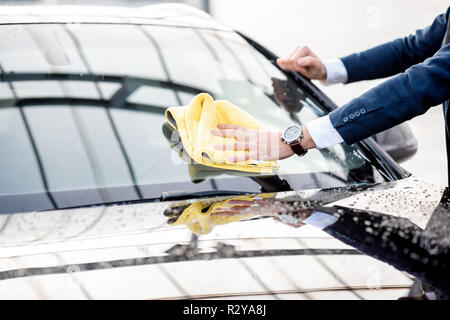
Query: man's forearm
341 8 448 83
331 44 450 145
302 43 450 150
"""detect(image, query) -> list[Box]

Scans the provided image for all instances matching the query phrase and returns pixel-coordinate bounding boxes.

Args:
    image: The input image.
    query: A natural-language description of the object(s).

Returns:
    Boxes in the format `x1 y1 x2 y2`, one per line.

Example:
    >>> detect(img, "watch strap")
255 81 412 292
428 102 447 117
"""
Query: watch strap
290 141 308 157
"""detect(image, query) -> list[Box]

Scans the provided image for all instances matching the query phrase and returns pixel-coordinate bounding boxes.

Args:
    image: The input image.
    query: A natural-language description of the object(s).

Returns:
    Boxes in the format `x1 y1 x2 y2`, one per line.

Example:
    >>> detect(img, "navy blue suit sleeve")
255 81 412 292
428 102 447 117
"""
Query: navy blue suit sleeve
329 44 450 145
341 7 449 83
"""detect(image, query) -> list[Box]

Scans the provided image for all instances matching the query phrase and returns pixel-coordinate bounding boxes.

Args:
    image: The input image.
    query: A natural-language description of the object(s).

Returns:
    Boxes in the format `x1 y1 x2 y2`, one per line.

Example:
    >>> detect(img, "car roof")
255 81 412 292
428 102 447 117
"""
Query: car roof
0 3 232 31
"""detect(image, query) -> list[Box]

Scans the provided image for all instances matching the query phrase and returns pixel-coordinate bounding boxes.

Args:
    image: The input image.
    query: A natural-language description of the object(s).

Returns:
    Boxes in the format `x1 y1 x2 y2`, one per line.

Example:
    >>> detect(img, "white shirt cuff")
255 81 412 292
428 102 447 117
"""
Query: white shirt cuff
303 210 339 230
321 59 348 85
306 115 344 149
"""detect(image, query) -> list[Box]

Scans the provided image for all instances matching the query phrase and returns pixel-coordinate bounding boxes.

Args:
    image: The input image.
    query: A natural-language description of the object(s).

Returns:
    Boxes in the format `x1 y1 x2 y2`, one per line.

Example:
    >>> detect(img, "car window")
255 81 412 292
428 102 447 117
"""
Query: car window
0 24 386 212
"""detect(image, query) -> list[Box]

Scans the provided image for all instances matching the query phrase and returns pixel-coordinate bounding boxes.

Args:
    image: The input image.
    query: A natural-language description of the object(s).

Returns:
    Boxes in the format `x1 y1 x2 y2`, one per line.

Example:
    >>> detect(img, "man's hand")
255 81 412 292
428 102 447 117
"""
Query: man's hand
277 46 326 80
211 124 294 162
211 124 316 162
211 199 314 228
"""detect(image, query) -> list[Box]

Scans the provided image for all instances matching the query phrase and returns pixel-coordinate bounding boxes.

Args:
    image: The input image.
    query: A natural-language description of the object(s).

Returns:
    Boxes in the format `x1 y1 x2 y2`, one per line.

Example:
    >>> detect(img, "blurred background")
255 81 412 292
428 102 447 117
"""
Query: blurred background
1 0 448 185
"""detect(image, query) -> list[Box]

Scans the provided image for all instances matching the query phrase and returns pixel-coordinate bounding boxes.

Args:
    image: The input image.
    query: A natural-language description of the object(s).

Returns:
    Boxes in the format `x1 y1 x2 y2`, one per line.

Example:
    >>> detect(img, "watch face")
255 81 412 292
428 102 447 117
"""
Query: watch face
283 125 301 143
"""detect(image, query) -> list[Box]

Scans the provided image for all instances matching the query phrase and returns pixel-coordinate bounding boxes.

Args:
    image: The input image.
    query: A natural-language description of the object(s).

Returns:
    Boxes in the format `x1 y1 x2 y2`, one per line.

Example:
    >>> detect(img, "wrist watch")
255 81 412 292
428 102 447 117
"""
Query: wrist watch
281 125 308 157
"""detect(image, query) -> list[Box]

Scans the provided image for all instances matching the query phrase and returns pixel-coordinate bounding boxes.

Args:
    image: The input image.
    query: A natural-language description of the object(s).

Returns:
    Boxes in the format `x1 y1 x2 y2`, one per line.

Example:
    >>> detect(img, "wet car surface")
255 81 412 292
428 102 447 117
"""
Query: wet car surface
0 176 447 299
0 5 448 299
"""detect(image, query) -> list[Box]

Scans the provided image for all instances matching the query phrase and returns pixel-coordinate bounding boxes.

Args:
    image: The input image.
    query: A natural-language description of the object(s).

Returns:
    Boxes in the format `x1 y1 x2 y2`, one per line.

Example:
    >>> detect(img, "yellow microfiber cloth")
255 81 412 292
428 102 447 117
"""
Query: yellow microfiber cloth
165 93 279 174
162 122 254 183
168 194 275 235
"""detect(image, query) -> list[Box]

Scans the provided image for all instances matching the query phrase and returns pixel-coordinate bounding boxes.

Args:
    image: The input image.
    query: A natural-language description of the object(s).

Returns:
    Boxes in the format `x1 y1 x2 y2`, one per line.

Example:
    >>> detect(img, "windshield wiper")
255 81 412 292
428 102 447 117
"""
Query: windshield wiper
57 177 291 211
60 190 254 211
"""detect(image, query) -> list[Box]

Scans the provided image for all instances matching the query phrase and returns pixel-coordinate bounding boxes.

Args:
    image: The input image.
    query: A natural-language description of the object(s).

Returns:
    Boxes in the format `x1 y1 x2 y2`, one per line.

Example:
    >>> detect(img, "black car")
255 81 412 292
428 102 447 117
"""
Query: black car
0 4 447 299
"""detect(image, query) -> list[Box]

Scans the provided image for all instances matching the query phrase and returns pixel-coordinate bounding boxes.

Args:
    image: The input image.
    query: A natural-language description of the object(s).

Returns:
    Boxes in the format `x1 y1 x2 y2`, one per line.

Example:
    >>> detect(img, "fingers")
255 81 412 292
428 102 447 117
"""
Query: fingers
214 129 278 156
226 200 259 206
296 45 311 57
211 199 282 217
296 56 318 79
211 203 252 216
211 128 248 140
297 55 315 68
216 124 251 131
211 126 285 162
284 47 302 71
211 124 255 141
211 210 250 216
277 45 311 71
276 46 325 80
226 150 253 163
288 46 311 70
214 141 249 151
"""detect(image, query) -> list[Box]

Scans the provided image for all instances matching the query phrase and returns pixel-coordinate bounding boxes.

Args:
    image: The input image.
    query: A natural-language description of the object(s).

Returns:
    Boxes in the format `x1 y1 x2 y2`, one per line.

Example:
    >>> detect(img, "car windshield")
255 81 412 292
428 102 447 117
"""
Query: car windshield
0 23 387 213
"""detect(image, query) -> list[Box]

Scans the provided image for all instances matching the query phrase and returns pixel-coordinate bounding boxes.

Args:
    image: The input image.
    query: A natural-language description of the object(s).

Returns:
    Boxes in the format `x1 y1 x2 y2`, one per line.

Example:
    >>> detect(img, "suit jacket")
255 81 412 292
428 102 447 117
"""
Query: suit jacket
317 188 450 296
329 7 450 183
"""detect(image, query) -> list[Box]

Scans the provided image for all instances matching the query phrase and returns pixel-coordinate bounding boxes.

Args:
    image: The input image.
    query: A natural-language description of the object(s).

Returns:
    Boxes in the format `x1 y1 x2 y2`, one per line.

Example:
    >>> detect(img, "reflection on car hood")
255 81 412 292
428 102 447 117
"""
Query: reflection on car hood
0 175 447 299
0 177 444 251
0 175 444 248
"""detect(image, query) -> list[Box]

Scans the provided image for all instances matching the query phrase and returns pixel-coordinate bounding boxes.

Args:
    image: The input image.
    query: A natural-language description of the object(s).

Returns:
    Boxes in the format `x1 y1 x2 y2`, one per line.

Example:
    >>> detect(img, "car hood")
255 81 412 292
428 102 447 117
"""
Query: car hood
0 175 446 299
0 175 444 247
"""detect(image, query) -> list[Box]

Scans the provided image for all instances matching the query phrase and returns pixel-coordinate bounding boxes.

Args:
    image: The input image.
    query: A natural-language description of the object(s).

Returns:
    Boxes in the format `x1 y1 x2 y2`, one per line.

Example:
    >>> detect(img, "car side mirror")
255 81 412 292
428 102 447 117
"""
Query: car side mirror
371 122 418 163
